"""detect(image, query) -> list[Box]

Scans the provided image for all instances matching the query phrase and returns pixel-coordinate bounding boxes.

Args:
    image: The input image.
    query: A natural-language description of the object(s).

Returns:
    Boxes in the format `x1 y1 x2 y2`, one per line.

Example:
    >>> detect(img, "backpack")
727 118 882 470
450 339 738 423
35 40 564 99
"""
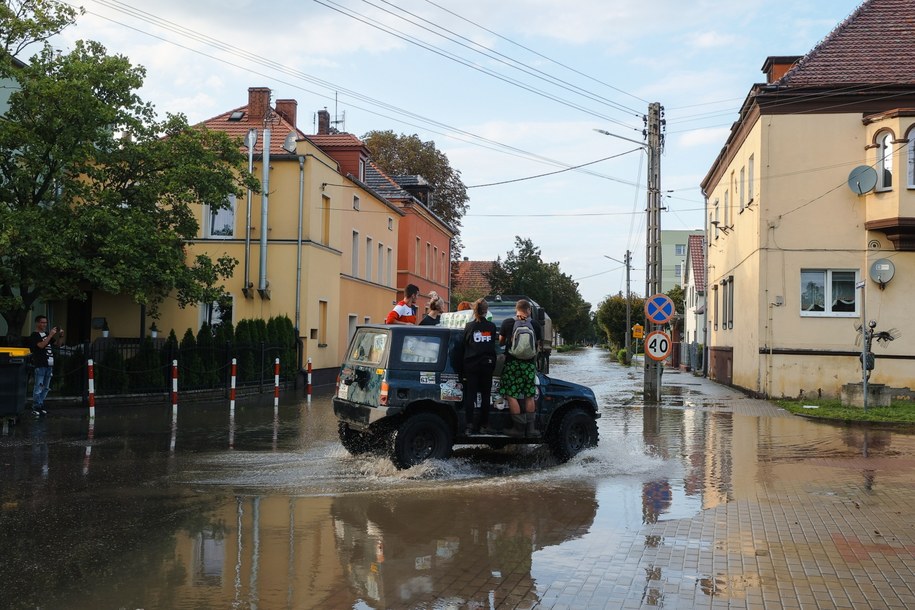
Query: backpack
508 317 537 360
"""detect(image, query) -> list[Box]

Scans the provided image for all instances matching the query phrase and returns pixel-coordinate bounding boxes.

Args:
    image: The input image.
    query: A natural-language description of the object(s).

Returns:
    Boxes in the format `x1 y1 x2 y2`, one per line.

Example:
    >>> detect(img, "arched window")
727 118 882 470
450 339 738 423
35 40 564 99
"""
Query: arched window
906 126 915 189
877 131 894 191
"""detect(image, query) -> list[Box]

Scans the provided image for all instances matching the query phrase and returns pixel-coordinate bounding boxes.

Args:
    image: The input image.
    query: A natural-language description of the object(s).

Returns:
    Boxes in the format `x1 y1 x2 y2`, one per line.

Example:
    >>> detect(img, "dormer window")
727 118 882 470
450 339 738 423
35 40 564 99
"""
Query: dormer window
359 158 366 182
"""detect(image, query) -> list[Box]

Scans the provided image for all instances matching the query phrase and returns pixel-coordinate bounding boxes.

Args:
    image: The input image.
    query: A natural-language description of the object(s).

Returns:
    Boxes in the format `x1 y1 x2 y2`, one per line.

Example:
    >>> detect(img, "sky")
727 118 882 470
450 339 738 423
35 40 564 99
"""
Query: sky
45 0 865 308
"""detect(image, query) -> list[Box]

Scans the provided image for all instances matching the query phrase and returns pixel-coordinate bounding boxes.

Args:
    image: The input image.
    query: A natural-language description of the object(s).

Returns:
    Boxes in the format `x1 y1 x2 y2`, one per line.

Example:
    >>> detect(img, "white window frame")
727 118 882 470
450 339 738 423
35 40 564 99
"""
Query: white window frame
204 194 237 239
877 131 894 192
351 231 359 277
800 269 860 318
353 195 360 211
748 155 755 204
199 295 234 328
674 244 686 256
907 128 915 189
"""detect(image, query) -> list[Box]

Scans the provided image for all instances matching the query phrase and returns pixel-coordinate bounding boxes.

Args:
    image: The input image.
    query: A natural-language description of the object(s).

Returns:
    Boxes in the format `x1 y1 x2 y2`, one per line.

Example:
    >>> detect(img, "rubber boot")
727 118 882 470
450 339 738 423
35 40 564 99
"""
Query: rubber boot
525 412 541 438
505 414 526 438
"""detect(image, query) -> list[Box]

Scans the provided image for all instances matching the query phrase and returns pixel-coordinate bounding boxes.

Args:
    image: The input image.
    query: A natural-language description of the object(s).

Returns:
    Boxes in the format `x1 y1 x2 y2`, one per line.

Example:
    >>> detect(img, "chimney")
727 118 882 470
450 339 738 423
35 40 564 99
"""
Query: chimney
275 99 297 129
317 109 331 134
761 56 802 84
248 87 271 123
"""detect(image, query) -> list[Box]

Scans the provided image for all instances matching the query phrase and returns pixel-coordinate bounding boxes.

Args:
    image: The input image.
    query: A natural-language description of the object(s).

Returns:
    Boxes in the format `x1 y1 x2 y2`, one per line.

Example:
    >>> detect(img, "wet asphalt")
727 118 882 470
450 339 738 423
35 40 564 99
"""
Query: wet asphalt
2 348 915 609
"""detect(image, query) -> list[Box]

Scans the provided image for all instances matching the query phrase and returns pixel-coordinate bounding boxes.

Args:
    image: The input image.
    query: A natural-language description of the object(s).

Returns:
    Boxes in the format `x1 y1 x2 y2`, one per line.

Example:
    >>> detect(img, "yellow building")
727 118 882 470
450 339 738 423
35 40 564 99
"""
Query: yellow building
700 0 915 399
93 87 402 381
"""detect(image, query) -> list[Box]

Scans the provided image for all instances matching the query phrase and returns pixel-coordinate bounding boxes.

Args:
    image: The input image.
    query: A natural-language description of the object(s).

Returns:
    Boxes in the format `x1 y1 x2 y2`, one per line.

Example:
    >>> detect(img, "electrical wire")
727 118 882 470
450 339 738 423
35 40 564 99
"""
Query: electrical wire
466 148 642 189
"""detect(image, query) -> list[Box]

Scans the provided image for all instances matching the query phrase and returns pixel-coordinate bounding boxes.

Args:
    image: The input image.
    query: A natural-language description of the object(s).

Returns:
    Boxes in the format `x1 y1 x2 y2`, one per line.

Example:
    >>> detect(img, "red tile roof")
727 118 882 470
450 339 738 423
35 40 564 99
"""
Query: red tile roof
455 260 494 295
198 105 304 156
779 0 915 87
306 133 365 149
686 234 705 292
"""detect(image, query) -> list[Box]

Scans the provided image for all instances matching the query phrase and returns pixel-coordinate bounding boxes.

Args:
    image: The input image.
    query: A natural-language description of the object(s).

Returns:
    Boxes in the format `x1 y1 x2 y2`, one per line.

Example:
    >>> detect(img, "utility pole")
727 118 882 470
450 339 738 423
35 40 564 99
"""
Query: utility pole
605 251 632 364
644 102 663 401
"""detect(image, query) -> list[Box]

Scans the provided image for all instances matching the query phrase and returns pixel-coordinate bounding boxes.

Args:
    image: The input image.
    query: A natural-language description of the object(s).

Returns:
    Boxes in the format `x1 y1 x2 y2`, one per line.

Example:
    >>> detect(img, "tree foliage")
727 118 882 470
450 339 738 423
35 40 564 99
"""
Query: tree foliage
362 130 468 256
486 237 592 344
0 0 80 59
0 4 255 339
595 292 646 350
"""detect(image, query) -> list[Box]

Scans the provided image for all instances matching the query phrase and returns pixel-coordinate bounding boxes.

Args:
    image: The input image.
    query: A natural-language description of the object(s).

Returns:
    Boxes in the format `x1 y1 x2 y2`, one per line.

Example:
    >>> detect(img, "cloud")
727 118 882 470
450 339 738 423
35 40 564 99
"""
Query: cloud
687 31 738 50
676 126 731 149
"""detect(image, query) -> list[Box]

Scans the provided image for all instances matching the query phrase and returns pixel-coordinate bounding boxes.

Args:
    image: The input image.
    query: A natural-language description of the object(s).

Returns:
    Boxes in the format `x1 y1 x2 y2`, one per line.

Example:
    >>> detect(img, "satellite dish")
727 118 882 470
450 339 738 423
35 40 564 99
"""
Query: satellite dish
282 131 298 154
869 258 895 287
847 165 878 195
245 128 258 149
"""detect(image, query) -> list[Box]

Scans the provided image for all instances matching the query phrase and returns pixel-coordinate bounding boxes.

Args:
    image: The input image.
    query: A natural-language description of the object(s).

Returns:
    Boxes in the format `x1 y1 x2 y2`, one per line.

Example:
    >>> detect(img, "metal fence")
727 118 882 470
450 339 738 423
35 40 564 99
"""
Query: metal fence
51 339 296 397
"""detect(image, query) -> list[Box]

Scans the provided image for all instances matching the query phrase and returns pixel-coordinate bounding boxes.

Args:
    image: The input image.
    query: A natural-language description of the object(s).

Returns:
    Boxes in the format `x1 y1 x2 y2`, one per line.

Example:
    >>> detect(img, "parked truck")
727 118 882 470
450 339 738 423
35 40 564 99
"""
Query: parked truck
485 295 552 374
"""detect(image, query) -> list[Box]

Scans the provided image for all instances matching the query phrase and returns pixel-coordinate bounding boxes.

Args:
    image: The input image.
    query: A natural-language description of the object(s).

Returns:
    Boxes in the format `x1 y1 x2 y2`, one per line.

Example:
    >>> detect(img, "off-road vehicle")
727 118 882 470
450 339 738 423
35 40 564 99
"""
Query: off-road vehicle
333 324 599 469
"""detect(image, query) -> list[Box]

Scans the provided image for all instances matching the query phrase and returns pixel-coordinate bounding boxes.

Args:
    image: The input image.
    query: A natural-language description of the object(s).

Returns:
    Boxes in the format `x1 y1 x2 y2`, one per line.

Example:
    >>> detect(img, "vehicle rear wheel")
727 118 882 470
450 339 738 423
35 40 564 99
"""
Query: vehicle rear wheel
338 422 379 455
548 407 598 462
391 413 453 469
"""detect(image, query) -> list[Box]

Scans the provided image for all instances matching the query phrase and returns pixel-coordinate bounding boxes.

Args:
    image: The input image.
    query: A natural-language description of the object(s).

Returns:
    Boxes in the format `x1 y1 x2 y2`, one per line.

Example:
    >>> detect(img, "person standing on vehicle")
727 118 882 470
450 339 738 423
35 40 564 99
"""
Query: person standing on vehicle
419 291 444 326
386 283 419 325
498 299 542 437
28 315 63 416
461 299 498 435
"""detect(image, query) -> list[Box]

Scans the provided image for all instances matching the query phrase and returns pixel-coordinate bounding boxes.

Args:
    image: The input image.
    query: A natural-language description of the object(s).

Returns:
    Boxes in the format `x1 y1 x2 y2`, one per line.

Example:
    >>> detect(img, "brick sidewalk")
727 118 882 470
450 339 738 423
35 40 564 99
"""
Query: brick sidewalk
540 368 915 609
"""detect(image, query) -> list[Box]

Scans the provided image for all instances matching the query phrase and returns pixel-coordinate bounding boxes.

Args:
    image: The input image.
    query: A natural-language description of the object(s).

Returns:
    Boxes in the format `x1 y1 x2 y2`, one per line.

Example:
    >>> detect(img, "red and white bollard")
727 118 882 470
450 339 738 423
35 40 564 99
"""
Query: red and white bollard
87 358 96 419
306 357 313 404
229 357 237 412
171 359 178 418
273 357 280 408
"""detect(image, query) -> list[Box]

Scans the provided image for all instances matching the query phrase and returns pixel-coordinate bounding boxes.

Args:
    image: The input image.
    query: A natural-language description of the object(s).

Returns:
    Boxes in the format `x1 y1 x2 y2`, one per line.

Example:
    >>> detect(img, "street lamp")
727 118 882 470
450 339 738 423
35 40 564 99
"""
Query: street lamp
605 252 632 364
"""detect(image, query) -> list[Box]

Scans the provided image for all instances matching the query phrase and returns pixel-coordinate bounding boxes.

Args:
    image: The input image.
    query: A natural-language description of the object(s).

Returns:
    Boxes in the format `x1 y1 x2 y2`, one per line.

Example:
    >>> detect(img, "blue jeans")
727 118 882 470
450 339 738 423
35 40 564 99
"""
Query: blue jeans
33 366 53 407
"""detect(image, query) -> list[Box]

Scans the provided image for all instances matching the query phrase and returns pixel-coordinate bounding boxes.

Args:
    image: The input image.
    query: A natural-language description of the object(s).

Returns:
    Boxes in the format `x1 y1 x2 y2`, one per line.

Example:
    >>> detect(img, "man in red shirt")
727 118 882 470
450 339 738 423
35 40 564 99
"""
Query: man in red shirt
386 284 419 324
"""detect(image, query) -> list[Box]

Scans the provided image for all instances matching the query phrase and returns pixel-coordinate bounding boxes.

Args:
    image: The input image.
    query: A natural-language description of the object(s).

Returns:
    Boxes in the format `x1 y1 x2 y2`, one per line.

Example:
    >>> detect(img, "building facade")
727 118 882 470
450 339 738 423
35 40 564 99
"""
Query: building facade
700 0 915 398
659 229 704 293
682 234 706 372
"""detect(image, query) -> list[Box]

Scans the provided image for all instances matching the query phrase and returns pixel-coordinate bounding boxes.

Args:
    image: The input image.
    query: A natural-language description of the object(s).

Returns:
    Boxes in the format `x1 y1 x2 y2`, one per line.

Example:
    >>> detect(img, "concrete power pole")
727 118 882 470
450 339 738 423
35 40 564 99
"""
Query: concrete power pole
644 102 663 401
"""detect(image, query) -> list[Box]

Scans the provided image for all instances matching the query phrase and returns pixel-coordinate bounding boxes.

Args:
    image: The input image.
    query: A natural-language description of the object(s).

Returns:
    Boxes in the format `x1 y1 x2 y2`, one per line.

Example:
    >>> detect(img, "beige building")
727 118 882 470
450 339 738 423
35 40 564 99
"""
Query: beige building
700 0 915 398
97 88 402 380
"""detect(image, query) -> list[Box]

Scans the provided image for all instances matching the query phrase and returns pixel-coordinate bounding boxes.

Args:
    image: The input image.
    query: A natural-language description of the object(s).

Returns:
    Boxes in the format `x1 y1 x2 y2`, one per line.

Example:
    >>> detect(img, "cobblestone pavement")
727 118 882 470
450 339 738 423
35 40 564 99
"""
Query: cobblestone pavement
548 368 915 610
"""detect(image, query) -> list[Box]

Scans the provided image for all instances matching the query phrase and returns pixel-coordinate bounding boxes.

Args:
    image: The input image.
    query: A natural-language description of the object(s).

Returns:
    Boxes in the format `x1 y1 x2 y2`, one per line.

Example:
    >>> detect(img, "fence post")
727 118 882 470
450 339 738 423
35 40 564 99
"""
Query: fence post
171 359 178 418
306 357 312 404
87 358 96 419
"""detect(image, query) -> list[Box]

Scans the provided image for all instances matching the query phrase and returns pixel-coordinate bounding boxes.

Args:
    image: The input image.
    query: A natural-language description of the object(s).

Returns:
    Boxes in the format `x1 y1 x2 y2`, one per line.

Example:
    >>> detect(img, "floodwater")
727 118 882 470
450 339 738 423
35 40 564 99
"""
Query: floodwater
2 348 915 609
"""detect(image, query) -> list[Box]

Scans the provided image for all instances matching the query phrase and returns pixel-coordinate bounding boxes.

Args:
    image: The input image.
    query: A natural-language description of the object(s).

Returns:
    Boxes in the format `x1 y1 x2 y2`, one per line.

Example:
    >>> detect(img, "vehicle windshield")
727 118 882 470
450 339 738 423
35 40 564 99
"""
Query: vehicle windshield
348 329 389 365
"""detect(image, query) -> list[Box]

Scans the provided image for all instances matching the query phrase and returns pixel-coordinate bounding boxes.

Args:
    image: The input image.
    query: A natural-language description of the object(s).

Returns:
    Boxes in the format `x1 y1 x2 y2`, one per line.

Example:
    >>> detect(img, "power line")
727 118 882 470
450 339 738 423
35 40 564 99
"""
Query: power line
421 0 647 109
367 0 642 118
75 1 648 186
466 148 642 189
314 0 640 130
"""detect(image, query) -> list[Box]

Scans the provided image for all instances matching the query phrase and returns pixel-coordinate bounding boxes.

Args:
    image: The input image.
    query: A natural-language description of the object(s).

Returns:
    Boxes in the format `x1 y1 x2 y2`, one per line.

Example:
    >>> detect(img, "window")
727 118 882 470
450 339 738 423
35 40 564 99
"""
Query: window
800 269 858 316
748 155 755 204
388 216 394 231
723 190 730 229
674 263 682 282
675 243 686 256
348 329 387 365
415 237 420 271
205 194 236 238
377 243 384 285
441 252 447 282
713 199 720 239
200 296 233 328
433 246 438 282
358 158 365 182
721 280 729 331
400 335 442 364
347 314 358 345
877 131 894 191
426 243 432 279
712 284 719 330
387 247 393 285
352 231 359 277
908 128 915 188
319 300 328 346
739 167 746 211
321 195 331 245
726 276 734 329
365 237 373 282
353 195 360 211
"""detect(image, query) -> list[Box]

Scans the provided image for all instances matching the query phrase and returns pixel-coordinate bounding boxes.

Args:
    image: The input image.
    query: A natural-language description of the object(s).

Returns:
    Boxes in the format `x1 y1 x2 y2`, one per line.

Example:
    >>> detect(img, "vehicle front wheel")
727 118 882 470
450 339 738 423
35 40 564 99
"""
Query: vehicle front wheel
548 407 598 462
338 422 382 455
391 413 453 469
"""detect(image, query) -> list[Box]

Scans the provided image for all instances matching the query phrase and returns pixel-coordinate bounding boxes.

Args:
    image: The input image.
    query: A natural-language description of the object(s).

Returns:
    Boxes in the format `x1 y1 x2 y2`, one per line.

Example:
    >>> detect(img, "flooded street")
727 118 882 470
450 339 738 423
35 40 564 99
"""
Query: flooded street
4 348 915 609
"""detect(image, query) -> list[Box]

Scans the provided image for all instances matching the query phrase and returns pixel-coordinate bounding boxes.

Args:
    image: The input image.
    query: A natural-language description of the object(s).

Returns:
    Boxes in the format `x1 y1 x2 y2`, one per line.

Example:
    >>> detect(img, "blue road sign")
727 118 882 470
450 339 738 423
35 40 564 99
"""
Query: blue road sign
645 293 674 325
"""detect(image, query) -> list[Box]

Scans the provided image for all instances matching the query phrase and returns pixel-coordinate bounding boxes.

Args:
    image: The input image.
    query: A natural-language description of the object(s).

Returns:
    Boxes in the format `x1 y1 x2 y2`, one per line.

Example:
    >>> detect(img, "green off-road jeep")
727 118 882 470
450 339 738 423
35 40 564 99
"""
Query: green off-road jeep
332 324 600 469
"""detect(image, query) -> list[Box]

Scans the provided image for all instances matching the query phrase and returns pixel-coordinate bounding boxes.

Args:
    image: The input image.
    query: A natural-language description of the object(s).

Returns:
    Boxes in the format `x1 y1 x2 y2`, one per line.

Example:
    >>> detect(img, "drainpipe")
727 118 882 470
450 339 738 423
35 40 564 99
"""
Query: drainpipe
243 128 257 298
295 155 305 363
258 128 271 299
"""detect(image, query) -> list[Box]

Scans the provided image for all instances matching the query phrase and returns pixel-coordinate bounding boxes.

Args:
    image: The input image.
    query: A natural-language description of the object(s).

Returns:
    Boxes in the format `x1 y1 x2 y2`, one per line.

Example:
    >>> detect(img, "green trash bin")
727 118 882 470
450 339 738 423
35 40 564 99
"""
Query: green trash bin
0 347 31 418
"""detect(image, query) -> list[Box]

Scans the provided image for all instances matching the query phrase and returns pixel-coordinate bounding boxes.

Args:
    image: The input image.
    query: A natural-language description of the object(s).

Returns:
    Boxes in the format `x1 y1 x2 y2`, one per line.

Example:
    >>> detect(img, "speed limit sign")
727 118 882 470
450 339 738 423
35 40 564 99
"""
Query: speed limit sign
644 330 671 361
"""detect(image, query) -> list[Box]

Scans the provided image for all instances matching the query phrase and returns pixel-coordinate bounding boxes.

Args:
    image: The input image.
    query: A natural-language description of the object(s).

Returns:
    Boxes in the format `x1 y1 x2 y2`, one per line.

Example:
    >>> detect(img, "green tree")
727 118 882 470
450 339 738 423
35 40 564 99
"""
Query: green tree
0 5 255 340
196 322 219 389
362 130 468 256
485 237 592 343
0 0 80 59
179 328 202 390
596 292 646 350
